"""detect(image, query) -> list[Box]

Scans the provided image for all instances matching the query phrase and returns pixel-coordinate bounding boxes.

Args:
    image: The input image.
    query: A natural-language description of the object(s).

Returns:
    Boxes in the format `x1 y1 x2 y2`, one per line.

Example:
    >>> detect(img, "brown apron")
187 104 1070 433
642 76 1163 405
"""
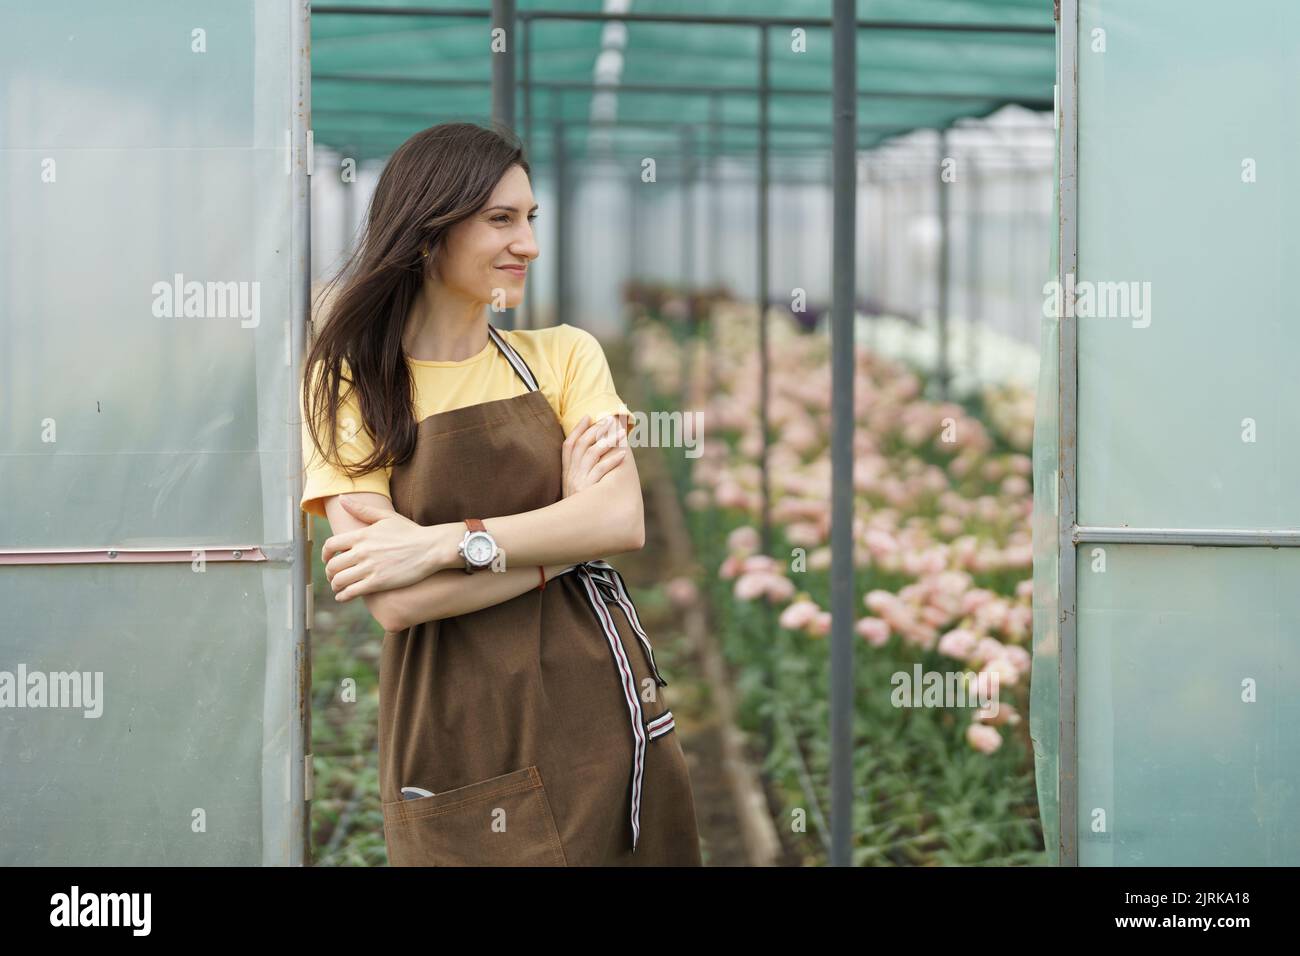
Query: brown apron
377 324 703 866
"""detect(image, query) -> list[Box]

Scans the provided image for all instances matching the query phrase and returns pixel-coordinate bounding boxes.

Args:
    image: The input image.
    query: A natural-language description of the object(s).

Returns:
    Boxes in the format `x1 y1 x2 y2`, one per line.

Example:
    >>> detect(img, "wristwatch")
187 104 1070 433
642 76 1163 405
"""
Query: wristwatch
458 518 499 573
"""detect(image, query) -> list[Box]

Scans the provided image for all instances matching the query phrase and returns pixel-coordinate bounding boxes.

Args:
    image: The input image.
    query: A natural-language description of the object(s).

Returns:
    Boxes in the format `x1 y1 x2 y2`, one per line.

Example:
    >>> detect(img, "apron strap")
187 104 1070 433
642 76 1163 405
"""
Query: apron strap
569 560 669 853
582 560 668 687
485 323 540 392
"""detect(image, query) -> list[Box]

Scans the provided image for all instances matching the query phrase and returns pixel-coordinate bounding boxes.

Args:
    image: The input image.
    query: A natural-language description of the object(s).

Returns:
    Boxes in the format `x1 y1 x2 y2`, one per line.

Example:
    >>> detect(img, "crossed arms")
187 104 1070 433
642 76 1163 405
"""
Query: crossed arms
315 413 641 632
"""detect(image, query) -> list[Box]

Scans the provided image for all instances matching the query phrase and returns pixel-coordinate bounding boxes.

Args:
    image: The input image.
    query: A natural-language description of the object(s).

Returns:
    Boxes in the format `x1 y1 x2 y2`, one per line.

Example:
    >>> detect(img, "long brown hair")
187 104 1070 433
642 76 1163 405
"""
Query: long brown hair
302 121 530 480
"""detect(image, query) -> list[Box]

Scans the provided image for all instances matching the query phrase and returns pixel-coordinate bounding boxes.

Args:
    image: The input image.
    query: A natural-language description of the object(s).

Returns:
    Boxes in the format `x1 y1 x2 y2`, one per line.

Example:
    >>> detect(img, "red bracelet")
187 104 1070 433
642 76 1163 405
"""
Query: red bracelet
537 566 546 591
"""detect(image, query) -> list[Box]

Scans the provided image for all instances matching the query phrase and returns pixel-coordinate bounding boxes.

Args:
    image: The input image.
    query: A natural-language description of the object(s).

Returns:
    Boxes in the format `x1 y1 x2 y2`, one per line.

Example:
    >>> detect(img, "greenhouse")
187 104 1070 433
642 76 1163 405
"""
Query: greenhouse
1 0 1294 881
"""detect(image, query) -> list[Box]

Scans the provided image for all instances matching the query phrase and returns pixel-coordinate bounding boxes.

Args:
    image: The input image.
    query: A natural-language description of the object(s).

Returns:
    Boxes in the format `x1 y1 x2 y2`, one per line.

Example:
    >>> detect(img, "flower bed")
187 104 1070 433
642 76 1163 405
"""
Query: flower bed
630 299 1046 865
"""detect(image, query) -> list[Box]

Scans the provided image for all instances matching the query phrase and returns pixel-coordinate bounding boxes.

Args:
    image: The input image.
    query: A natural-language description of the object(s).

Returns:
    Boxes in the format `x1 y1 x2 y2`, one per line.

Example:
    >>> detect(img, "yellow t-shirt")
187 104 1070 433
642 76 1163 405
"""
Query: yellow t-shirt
299 323 631 519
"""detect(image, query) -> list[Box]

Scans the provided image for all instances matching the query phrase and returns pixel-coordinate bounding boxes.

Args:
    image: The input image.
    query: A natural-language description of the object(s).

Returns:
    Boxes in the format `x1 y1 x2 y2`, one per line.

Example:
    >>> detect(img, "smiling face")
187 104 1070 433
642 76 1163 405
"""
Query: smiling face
431 164 538 310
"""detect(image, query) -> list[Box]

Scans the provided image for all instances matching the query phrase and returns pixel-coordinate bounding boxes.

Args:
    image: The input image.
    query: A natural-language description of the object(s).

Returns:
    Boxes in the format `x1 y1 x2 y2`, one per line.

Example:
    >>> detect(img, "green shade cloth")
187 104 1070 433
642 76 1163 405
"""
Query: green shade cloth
312 0 1055 162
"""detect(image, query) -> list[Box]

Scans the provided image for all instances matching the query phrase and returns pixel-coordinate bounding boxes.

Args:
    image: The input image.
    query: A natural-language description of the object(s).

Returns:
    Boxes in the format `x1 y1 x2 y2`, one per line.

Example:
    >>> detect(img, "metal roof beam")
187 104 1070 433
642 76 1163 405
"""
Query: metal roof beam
313 72 1051 108
314 5 1053 34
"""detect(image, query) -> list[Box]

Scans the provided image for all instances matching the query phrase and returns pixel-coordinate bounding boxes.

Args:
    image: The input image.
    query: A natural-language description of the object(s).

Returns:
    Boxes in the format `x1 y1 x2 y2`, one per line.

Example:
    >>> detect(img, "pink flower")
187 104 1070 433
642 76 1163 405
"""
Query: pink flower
773 498 825 524
779 600 820 631
718 554 743 580
741 554 782 575
982 656 1020 687
864 589 899 614
1004 544 1032 568
919 604 951 629
974 600 1010 632
966 723 1003 754
960 588 996 615
1001 474 1030 497
936 514 964 538
808 610 832 637
734 570 795 604
856 616 891 647
974 637 1007 665
764 575 796 603
1003 644 1031 675
665 576 698 609
783 419 820 453
785 521 823 547
977 703 1020 727
937 627 978 660
727 525 761 554
715 482 748 509
1004 606 1032 642
733 573 768 601
863 528 898 557
934 570 972 599
900 622 939 650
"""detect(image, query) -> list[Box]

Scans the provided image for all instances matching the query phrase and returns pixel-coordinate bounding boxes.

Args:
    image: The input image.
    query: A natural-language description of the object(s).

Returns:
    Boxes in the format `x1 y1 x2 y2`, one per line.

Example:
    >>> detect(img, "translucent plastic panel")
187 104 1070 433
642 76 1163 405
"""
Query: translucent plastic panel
0 562 297 865
0 0 290 149
0 0 303 867
1076 0 1300 529
0 0 296 548
1075 545 1300 866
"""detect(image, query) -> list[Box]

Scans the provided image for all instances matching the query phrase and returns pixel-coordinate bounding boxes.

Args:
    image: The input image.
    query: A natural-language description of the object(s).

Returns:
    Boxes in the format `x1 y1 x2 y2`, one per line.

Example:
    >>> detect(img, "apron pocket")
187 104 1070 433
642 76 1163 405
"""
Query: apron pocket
381 765 567 867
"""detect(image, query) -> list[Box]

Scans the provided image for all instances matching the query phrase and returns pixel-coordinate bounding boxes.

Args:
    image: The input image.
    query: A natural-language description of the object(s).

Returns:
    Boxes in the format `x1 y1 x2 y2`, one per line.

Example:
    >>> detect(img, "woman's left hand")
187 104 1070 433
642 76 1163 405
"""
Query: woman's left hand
562 413 629 498
322 498 442 601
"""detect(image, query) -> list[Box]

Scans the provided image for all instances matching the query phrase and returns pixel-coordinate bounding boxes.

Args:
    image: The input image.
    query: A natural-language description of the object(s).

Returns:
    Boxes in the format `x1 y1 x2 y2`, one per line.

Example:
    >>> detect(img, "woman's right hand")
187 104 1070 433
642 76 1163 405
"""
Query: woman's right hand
562 414 628 498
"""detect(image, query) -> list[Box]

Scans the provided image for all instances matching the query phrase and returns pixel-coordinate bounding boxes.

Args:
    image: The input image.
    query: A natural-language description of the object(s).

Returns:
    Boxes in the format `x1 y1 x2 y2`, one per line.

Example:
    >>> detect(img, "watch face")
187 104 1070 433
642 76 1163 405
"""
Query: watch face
465 533 494 565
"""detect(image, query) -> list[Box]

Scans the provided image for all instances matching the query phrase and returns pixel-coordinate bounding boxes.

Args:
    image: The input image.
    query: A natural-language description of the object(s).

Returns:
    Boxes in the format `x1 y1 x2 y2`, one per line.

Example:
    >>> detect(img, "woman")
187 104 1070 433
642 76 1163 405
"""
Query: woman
299 122 703 866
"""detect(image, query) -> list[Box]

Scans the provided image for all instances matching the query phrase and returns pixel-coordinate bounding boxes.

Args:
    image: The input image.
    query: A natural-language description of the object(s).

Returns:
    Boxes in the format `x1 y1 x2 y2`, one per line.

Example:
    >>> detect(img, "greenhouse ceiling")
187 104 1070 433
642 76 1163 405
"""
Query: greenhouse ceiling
311 0 1056 164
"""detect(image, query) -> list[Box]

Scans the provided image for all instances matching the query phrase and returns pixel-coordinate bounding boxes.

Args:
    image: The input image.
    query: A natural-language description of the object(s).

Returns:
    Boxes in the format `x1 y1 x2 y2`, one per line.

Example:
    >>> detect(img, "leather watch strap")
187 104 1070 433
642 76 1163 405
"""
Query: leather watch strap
464 518 485 532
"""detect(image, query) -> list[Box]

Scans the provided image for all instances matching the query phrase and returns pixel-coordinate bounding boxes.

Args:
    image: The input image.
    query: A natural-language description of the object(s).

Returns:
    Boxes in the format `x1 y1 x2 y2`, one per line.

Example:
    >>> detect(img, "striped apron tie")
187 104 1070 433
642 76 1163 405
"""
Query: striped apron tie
570 559 672 853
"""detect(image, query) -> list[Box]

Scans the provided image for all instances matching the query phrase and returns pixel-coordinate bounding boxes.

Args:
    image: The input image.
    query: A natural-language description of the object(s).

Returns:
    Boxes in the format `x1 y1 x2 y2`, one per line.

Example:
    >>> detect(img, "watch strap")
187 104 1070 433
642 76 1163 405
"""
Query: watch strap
464 518 486 532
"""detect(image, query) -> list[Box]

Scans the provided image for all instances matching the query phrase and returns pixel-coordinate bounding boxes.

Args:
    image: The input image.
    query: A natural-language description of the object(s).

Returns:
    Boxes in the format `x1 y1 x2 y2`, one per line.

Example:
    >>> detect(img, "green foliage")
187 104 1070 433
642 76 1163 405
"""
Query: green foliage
308 515 389 866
